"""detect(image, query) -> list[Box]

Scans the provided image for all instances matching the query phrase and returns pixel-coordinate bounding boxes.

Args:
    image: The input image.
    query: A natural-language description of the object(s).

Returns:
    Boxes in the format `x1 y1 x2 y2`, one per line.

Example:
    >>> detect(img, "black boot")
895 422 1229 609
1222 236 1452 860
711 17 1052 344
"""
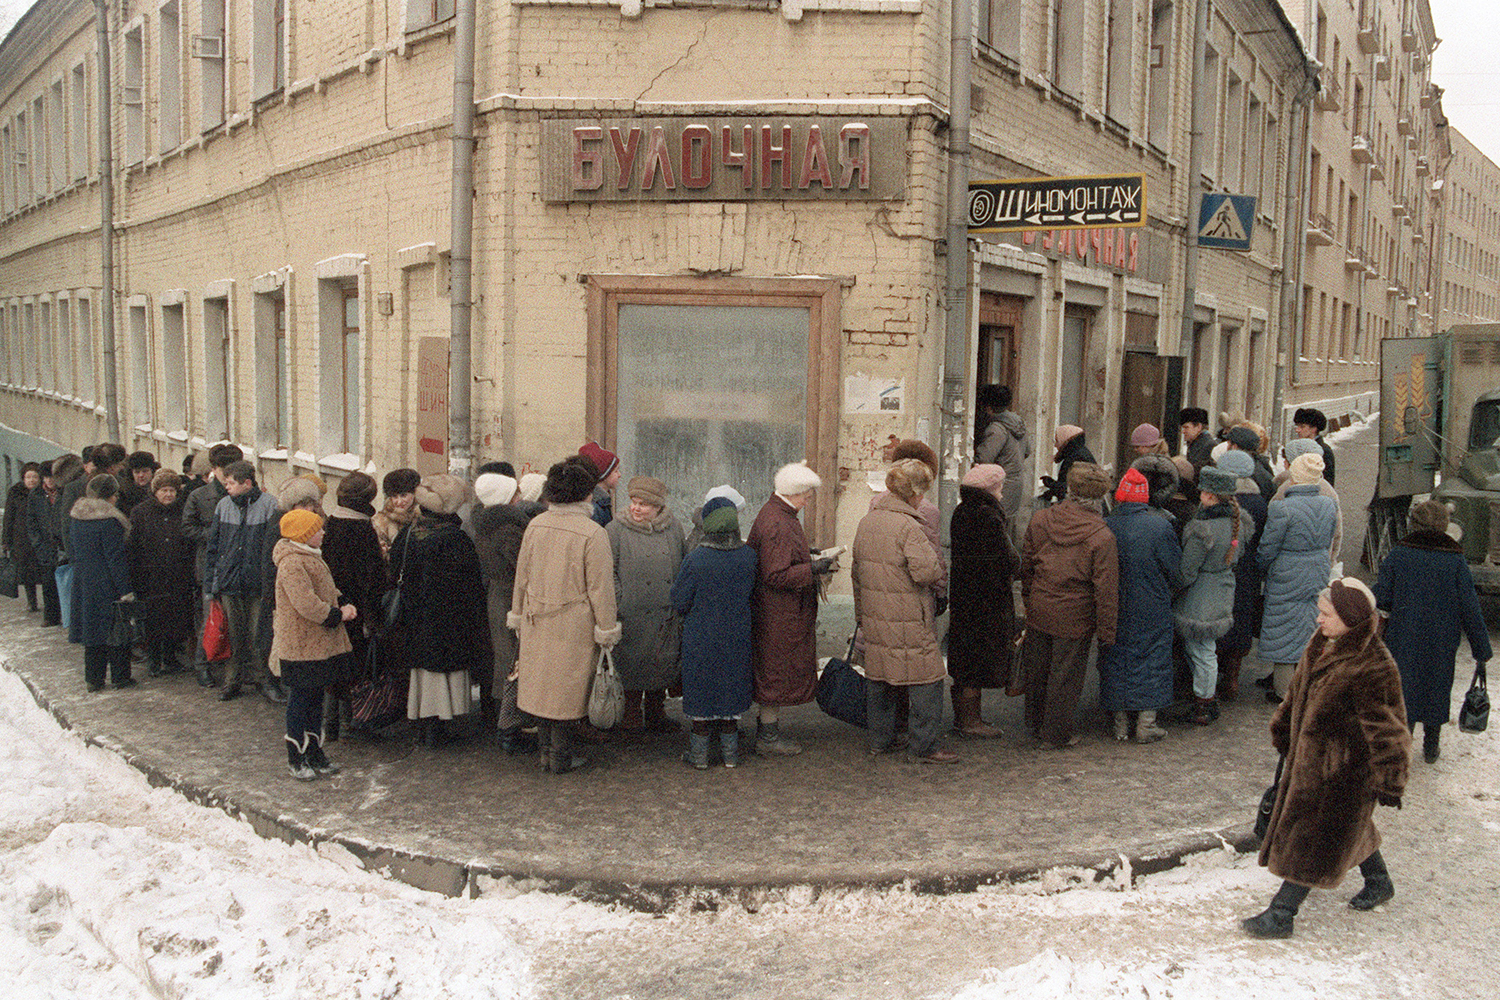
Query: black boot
1350 851 1395 910
1242 881 1309 939
549 721 587 773
305 735 341 776
286 738 316 781
1423 724 1441 764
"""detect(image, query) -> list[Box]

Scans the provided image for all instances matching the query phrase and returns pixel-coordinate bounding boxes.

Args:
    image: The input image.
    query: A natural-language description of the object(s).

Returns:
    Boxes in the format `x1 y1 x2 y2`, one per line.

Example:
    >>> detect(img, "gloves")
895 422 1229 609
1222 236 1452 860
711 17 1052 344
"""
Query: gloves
810 556 835 575
1375 791 1402 809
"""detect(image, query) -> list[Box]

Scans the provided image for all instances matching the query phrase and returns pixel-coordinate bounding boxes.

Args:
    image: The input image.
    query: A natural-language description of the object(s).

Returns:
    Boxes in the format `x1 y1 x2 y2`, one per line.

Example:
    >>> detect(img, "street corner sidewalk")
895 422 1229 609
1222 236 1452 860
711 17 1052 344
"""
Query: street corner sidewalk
0 595 1281 909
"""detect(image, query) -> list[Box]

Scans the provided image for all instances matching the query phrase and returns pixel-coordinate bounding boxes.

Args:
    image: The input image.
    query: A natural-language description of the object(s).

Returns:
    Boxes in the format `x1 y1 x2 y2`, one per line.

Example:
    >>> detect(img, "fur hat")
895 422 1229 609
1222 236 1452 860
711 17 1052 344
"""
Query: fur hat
474 472 518 508
517 472 546 503
1293 408 1328 433
150 469 182 494
544 459 598 504
208 443 244 468
336 471 378 507
774 461 822 496
85 473 119 500
277 476 323 512
1215 450 1255 480
885 458 933 502
577 442 620 481
382 468 421 497
1408 499 1450 535
1115 467 1151 504
1179 407 1209 426
889 439 938 476
1288 452 1325 485
1225 425 1261 453
280 509 323 544
1066 462 1111 501
626 475 667 508
704 484 746 511
1131 454 1180 501
1054 424 1085 452
1284 437 1322 462
961 463 1006 497
1129 423 1162 448
415 474 471 514
127 450 159 472
1198 465 1237 498
1327 577 1376 629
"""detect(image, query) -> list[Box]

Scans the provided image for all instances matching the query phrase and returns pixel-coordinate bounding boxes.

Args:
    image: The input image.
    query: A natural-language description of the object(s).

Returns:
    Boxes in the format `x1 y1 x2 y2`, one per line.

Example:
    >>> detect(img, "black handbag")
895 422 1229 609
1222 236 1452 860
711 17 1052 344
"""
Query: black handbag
1460 662 1490 733
0 555 17 599
381 530 411 627
1253 754 1285 842
815 635 868 729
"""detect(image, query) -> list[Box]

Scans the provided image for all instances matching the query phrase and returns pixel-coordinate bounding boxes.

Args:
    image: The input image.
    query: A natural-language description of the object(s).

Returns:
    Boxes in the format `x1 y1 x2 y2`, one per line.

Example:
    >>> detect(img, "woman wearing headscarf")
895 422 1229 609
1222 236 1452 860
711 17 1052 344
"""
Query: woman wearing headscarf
474 471 544 751
1040 425 1096 505
69 474 135 691
1213 450 1269 702
672 496 758 768
1102 467 1182 742
1373 500 1491 764
509 458 621 773
392 473 489 746
947 463 1018 738
126 469 195 676
1257 452 1340 701
1243 578 1409 939
852 458 953 762
607 475 688 734
1175 464 1252 725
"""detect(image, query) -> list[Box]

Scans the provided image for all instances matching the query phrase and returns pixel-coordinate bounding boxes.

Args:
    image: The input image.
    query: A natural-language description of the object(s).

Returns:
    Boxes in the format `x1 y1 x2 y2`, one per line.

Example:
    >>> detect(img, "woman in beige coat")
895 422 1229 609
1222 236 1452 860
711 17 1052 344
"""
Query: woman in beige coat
508 458 622 773
851 459 953 763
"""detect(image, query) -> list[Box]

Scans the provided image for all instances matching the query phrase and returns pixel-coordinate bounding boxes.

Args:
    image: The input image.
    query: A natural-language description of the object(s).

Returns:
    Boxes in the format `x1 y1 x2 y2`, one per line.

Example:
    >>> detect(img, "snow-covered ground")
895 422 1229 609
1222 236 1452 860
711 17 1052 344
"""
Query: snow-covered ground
4 655 1498 1000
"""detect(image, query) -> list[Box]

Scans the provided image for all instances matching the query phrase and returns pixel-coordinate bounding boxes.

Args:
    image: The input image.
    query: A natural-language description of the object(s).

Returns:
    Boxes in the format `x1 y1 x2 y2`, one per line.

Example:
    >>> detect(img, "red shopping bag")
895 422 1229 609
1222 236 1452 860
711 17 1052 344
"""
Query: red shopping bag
202 598 231 663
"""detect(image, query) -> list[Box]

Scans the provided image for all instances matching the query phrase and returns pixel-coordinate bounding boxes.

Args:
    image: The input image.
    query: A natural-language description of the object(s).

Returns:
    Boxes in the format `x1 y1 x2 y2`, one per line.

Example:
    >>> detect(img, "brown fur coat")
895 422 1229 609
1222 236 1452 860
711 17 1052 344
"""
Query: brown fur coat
1258 631 1410 888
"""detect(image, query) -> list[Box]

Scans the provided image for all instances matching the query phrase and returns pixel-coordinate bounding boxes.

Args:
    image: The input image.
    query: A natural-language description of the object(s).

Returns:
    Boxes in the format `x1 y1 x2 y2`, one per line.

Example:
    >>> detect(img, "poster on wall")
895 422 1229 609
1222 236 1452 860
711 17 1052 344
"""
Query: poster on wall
415 336 448 477
844 373 904 414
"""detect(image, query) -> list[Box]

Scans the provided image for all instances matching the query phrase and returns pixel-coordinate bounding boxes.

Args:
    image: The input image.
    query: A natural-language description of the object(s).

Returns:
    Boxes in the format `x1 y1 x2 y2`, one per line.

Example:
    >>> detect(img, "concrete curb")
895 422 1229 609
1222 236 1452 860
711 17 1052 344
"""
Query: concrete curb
5 655 1263 913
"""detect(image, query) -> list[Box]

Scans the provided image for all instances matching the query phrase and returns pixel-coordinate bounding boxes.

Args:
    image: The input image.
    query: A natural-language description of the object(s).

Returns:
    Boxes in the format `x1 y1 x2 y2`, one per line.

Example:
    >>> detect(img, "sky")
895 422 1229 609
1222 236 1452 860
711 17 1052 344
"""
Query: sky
1 0 1498 161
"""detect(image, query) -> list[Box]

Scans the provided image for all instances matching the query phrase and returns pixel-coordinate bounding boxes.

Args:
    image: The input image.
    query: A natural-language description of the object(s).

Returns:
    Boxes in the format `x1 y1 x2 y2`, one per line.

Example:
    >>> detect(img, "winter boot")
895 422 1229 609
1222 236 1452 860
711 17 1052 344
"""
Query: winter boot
1134 710 1167 743
1423 724 1441 764
683 731 711 770
620 689 646 732
1112 711 1131 742
644 690 679 734
953 687 1003 739
755 720 803 756
548 722 588 774
305 736 341 776
1189 696 1220 725
286 739 317 782
1350 851 1395 910
1216 652 1243 702
720 727 740 768
1241 881 1309 939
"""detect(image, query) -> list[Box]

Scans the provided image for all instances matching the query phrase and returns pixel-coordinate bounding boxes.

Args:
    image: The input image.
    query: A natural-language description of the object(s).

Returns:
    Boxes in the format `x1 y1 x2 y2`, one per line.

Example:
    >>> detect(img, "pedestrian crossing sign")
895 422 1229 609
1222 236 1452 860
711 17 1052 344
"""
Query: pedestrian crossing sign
1197 193 1257 251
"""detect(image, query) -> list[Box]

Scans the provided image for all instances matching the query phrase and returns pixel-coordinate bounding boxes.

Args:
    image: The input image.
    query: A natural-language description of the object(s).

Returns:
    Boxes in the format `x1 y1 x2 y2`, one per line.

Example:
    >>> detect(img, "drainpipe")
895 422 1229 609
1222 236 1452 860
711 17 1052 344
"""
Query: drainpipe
94 0 120 441
448 0 476 476
938 0 972 534
1275 60 1318 438
1179 0 1208 385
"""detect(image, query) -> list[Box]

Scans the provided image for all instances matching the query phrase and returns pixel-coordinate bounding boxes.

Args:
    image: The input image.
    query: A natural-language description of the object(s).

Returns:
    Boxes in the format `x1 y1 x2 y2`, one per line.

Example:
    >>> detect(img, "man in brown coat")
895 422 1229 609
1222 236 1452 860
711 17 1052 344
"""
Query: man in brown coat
747 461 836 755
1020 462 1119 748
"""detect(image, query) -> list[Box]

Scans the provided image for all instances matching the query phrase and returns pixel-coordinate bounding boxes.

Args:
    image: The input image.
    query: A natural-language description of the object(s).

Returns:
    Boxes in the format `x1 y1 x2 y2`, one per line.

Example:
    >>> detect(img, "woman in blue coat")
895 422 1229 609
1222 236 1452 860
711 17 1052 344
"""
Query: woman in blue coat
1257 453 1339 701
1101 468 1181 742
1374 500 1491 763
68 474 136 691
671 497 758 769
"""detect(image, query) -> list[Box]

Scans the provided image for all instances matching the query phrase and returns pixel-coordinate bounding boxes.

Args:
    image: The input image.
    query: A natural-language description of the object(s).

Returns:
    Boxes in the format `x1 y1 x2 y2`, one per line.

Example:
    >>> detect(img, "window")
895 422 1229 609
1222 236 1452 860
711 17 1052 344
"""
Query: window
159 1 182 151
23 302 37 388
32 95 46 195
204 295 232 441
255 282 291 450
980 0 1021 61
1105 0 1133 126
318 276 361 456
70 63 88 180
1224 73 1243 190
404 0 455 32
0 306 9 383
161 300 187 430
56 296 72 398
129 300 152 428
38 298 53 393
1060 308 1092 426
1 123 11 213
253 0 287 100
76 293 94 404
123 24 144 165
198 0 226 131
48 81 65 189
1049 0 1086 97
1201 47 1219 180
12 110 28 203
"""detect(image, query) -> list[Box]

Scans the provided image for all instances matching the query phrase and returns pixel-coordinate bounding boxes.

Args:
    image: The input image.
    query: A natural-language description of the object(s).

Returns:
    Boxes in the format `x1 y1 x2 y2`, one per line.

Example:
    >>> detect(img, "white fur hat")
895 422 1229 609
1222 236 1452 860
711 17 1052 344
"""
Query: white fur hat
474 473 517 507
774 461 822 497
704 484 747 511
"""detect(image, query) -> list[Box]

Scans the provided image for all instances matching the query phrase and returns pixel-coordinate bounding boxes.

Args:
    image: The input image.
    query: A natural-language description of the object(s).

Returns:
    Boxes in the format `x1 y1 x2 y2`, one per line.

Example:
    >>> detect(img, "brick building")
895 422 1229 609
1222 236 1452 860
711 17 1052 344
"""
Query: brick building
1434 127 1500 330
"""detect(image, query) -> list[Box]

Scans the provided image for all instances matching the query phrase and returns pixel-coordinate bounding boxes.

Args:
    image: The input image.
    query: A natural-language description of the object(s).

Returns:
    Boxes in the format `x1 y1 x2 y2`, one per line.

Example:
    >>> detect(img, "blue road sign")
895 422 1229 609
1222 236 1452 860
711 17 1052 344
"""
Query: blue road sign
1197 193 1257 251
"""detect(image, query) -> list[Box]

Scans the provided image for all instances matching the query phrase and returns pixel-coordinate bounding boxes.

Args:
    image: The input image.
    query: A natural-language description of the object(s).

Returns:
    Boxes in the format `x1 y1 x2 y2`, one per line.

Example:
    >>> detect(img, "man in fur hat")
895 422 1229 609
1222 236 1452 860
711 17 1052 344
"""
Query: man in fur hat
1292 408 1336 486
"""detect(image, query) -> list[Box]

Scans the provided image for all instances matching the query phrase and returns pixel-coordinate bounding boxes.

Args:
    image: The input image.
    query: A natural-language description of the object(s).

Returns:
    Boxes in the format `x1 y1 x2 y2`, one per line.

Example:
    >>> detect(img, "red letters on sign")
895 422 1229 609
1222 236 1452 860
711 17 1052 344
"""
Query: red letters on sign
761 125 792 190
681 125 712 189
572 126 604 191
722 125 753 189
798 125 834 190
609 127 642 190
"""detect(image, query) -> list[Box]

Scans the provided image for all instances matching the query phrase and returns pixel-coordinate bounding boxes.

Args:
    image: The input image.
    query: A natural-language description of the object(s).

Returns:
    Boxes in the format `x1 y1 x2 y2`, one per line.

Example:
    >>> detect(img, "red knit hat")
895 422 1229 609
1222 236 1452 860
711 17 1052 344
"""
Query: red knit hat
1115 467 1150 504
577 442 619 481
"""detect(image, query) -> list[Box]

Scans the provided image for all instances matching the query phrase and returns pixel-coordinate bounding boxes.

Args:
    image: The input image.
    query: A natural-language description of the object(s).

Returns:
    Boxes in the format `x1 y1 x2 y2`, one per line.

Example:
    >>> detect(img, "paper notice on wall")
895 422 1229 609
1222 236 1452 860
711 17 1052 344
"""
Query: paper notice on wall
844 373 904 414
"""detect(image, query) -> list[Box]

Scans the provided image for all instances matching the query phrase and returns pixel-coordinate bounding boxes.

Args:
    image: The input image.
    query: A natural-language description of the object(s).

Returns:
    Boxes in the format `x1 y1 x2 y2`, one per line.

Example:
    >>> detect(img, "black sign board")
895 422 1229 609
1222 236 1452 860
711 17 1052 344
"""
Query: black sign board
968 174 1147 233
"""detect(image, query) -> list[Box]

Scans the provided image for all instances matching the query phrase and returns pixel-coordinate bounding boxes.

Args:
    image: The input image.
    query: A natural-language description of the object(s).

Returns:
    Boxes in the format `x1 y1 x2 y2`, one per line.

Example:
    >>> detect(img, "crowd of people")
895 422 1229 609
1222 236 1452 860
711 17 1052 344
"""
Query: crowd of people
1 396 1490 938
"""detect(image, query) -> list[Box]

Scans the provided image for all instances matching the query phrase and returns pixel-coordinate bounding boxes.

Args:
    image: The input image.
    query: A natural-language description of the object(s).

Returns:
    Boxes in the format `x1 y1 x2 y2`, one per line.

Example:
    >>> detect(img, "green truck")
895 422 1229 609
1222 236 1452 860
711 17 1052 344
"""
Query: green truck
1368 324 1500 591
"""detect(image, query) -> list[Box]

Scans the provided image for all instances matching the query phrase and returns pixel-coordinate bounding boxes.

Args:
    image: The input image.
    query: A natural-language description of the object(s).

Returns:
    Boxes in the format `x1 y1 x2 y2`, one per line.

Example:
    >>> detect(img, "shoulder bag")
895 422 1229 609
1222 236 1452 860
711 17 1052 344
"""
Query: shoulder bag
381 528 411 628
587 647 625 730
1460 661 1489 733
815 634 868 729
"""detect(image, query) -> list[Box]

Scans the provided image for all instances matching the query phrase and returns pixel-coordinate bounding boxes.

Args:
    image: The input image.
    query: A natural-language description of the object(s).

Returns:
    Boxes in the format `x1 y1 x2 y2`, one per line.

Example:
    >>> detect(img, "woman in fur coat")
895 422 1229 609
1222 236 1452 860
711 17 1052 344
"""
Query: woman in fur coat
1373 500 1491 764
1243 577 1409 939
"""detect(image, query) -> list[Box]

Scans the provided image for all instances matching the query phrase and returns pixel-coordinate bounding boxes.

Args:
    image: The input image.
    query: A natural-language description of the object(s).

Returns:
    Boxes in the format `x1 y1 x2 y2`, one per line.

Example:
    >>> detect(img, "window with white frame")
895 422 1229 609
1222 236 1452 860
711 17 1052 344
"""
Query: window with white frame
1048 0 1086 97
161 299 187 431
1 122 11 213
48 80 65 189
317 278 361 457
32 95 46 195
405 0 455 32
75 293 95 404
123 24 145 165
13 110 29 203
253 0 287 101
204 294 232 441
254 283 290 450
129 301 152 428
70 62 88 180
197 0 226 131
1202 46 1219 181
1224 72 1243 190
1148 2 1174 150
23 302 37 388
1105 0 1134 126
55 296 72 398
159 1 182 151
38 298 53 393
0 306 9 383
